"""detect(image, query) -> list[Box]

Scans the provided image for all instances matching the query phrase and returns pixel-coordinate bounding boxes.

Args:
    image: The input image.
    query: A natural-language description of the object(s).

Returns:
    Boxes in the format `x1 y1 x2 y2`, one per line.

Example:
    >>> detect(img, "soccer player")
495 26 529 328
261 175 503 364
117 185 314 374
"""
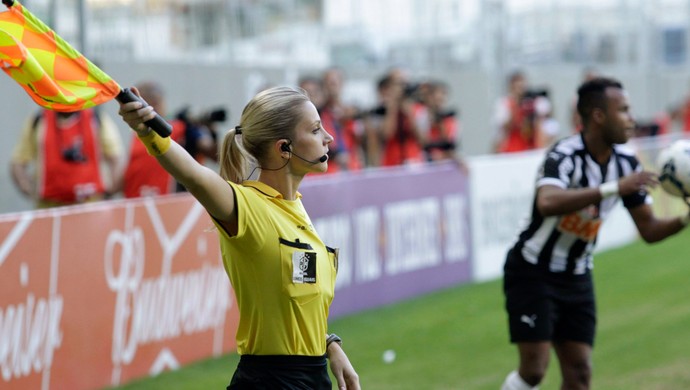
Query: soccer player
118 86 360 390
500 77 690 390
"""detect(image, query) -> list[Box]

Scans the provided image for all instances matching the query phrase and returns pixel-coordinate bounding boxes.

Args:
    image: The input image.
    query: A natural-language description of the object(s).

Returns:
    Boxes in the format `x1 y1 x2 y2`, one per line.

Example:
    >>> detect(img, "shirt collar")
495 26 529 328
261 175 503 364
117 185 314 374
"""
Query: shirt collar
242 180 302 200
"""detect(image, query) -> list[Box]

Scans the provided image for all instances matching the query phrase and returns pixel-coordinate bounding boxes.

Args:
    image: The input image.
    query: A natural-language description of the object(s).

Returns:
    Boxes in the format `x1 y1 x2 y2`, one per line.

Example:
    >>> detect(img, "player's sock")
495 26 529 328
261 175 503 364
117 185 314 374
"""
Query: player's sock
500 370 539 390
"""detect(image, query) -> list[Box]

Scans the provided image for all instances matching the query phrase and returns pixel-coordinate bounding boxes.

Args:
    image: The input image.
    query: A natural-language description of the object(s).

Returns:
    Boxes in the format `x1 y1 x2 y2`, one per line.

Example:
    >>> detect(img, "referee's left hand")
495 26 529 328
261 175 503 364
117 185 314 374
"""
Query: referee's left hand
328 343 361 390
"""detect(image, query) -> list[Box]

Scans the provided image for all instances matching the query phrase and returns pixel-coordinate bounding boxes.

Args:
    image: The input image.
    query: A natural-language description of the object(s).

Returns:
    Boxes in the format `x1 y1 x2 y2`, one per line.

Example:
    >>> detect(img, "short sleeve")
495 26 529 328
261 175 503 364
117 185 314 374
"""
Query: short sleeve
621 156 649 209
537 150 572 189
209 181 266 252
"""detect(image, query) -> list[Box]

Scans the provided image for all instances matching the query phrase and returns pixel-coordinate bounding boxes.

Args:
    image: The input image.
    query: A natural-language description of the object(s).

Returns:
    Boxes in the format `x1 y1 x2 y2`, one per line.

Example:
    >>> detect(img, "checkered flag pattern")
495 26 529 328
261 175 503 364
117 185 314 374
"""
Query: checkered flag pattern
0 0 120 111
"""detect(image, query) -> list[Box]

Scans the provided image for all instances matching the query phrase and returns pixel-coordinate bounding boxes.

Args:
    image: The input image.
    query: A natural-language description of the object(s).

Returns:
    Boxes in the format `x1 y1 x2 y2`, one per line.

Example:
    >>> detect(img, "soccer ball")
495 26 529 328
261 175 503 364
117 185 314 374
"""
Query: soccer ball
657 139 690 198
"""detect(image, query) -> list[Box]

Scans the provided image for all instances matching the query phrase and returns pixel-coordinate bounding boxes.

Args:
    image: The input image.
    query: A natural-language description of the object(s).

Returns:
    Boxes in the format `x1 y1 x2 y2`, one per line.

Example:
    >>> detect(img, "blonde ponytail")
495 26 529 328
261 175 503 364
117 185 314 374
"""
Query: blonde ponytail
219 127 251 183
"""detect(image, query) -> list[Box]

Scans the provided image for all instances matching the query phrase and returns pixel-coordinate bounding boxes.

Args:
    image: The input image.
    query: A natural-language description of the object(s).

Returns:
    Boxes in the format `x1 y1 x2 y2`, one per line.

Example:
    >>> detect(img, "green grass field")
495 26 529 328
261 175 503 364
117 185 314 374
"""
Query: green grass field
110 228 690 390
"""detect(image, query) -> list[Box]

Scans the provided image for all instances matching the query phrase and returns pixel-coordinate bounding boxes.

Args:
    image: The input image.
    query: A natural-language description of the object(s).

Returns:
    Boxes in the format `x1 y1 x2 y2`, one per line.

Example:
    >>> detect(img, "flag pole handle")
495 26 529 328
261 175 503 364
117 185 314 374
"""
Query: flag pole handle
116 88 172 138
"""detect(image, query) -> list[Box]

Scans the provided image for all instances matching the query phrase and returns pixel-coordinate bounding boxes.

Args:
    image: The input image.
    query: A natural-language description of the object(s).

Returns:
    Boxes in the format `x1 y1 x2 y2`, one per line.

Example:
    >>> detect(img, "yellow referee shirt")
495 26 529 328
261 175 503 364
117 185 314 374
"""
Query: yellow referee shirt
213 181 338 356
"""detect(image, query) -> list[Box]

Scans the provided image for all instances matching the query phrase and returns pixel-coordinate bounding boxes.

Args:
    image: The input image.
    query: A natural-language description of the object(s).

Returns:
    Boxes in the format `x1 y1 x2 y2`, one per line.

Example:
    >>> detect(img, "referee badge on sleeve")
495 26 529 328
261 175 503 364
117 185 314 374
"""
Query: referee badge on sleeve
292 251 317 284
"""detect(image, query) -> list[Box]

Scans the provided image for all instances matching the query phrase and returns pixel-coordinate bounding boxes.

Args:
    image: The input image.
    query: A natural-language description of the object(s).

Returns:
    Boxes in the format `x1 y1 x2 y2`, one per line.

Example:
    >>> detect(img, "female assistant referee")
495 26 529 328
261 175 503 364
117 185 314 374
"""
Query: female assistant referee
118 86 360 390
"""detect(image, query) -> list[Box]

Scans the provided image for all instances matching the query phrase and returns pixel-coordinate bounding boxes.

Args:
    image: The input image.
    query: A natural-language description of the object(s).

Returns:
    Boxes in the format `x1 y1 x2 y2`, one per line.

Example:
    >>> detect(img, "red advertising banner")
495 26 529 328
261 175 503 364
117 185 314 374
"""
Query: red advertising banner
0 195 239 390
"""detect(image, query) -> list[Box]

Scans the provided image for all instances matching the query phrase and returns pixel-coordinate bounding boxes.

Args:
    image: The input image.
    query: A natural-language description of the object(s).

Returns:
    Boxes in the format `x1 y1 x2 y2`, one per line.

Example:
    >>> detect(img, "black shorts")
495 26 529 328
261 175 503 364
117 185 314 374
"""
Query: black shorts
503 269 597 346
227 354 331 390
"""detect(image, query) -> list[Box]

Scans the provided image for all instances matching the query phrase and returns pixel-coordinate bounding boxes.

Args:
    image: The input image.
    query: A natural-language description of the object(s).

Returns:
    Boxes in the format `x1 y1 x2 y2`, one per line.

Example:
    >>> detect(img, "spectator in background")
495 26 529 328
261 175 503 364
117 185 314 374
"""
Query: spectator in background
362 77 388 167
414 80 461 162
367 71 424 166
632 104 682 138
10 108 124 209
536 88 561 148
675 78 690 134
492 70 531 153
492 71 552 153
299 75 325 110
123 81 217 198
319 67 364 172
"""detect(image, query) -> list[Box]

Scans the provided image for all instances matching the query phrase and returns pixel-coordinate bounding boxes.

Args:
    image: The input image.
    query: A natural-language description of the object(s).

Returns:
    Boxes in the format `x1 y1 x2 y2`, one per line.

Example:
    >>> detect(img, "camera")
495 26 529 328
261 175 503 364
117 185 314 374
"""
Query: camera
176 107 228 127
522 88 549 100
634 121 661 137
403 83 420 99
62 137 87 163
62 145 87 163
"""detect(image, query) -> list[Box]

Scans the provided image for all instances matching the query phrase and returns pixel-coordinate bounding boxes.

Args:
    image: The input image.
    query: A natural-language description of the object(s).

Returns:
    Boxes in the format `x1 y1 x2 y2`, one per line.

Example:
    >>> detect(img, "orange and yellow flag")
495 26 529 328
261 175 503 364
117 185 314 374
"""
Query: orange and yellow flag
0 0 120 111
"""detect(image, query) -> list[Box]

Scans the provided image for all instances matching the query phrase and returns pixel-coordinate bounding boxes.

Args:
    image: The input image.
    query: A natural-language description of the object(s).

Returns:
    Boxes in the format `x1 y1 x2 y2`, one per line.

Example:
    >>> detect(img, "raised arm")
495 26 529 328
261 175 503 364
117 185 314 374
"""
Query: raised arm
118 91 236 223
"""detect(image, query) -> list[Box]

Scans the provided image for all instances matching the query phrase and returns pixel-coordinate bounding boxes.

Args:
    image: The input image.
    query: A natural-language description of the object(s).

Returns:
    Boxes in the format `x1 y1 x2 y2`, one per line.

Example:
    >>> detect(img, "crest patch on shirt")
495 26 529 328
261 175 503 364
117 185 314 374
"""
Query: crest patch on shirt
292 251 316 284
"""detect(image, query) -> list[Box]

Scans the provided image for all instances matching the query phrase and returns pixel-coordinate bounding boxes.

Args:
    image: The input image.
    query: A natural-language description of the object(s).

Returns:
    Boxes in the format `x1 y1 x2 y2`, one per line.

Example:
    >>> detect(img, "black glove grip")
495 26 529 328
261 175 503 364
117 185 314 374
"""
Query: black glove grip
116 88 172 138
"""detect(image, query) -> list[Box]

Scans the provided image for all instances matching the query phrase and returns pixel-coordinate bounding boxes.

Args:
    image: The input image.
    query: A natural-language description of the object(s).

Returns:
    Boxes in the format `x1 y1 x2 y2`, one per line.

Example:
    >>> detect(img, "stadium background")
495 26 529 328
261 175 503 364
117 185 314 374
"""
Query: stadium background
3 0 690 213
1 1 690 389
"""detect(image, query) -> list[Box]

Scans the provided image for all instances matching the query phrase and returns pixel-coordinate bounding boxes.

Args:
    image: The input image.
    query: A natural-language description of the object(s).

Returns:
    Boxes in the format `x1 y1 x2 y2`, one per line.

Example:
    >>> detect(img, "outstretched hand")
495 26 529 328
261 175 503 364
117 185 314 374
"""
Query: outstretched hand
618 171 659 196
117 87 157 136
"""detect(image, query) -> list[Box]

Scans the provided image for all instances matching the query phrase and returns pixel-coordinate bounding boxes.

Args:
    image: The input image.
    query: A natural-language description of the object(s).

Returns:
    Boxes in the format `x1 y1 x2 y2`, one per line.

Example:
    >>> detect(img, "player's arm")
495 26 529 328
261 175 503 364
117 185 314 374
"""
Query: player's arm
537 167 659 217
118 96 236 223
537 185 602 216
628 203 688 243
536 150 604 216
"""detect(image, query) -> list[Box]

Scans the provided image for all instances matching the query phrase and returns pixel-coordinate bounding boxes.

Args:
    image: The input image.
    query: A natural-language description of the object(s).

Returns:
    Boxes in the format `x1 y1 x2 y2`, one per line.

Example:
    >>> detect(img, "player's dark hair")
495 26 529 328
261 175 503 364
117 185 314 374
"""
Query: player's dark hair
576 77 623 126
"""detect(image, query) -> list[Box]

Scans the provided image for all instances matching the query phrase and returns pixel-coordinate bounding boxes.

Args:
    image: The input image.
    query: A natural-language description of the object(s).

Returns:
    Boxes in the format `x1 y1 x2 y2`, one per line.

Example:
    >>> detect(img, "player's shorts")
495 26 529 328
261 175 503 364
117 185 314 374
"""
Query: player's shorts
503 257 596 346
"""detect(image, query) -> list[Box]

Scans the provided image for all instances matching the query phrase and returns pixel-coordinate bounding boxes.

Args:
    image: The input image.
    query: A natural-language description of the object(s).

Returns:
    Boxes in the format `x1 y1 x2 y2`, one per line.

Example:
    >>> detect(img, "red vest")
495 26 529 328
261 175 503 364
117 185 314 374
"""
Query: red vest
320 107 362 173
497 97 536 153
427 115 458 161
382 109 423 166
123 120 186 198
39 110 105 203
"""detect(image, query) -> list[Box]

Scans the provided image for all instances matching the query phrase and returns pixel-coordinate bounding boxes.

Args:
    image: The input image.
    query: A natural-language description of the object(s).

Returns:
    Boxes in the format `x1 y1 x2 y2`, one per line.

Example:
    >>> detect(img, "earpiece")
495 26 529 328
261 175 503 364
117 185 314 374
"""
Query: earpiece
280 139 327 164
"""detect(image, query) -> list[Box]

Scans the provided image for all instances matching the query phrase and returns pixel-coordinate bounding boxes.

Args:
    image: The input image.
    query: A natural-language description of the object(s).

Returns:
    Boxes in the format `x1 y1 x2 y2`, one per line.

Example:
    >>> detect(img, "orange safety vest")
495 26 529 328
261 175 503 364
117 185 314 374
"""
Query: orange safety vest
497 97 536 153
427 115 458 161
39 110 105 203
123 120 186 198
320 107 362 173
382 108 423 166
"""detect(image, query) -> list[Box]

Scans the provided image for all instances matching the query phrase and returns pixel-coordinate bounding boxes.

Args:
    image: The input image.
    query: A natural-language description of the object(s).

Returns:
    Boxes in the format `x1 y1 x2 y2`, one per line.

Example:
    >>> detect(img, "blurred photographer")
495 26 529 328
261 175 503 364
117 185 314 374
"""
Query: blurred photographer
175 105 225 162
492 71 554 153
10 109 124 209
366 69 424 167
122 81 220 198
413 81 460 161
319 67 365 173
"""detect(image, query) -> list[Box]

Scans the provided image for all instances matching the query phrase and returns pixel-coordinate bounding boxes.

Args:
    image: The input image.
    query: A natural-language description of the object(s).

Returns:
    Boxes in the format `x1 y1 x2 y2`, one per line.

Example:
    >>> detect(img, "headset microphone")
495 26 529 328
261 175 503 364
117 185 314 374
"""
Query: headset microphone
282 142 328 164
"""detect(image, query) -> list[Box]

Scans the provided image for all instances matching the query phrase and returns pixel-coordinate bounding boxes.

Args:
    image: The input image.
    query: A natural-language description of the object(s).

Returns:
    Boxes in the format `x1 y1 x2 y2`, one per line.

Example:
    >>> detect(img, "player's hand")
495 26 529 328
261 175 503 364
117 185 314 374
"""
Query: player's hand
117 87 157 136
618 171 659 196
328 343 360 390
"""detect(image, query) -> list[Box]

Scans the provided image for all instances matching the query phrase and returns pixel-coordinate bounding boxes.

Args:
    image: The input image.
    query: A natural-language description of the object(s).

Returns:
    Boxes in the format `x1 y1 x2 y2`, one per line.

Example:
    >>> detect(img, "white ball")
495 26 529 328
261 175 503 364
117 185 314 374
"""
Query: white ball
382 349 396 364
657 139 690 198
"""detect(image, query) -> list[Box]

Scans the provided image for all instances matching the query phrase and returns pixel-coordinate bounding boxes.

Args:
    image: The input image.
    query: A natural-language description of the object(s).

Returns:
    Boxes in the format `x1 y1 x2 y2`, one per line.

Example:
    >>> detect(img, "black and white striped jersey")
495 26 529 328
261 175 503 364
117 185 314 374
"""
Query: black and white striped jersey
509 134 650 277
